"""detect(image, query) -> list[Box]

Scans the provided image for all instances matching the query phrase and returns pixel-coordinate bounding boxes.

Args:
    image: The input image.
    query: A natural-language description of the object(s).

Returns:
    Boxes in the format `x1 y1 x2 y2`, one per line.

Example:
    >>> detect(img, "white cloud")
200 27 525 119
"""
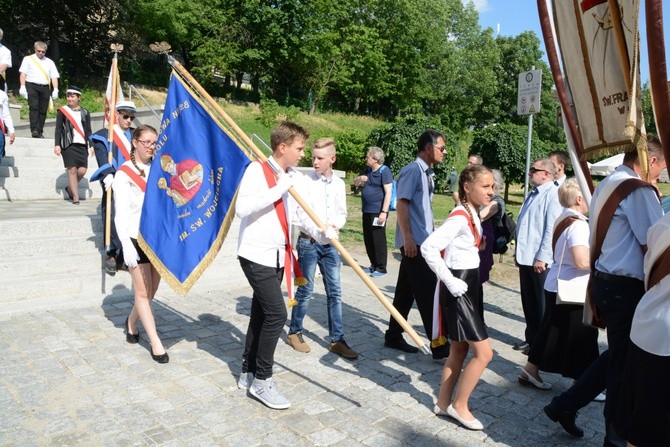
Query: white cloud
468 0 491 13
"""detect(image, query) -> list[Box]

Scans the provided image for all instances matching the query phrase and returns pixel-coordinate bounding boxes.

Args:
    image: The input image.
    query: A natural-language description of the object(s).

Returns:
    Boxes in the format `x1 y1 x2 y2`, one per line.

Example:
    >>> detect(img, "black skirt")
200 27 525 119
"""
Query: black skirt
527 290 599 380
441 268 488 342
616 342 670 447
61 143 88 168
131 238 151 265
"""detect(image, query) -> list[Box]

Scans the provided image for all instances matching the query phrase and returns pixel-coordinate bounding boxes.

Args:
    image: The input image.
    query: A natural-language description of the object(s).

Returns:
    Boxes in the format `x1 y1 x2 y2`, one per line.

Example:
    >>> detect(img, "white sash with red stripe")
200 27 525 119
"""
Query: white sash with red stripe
112 125 132 161
58 106 86 140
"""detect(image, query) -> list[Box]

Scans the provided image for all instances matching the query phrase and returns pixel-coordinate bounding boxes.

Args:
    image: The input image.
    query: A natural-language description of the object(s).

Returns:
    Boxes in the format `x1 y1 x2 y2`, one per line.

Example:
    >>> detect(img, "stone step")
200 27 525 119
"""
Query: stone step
0 199 244 306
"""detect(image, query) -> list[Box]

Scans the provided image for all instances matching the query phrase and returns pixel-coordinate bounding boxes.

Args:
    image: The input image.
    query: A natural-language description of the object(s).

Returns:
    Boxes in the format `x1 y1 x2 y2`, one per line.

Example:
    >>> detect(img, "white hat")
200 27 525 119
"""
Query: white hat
116 100 137 113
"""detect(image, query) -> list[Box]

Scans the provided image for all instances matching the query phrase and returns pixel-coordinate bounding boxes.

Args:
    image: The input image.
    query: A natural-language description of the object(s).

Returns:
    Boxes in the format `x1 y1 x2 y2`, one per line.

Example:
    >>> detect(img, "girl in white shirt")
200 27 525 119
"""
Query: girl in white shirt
113 125 168 364
421 164 494 431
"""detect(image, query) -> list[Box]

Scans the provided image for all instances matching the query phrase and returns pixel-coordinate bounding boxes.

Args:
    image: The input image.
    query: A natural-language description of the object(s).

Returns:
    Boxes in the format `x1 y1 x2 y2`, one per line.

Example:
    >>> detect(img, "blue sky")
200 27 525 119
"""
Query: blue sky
473 0 669 84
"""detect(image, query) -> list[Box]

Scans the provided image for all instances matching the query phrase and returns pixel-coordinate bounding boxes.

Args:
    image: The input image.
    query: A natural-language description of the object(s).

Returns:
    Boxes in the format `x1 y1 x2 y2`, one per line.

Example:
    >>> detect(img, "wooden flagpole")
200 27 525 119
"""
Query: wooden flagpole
646 0 670 163
151 42 430 354
105 44 123 252
537 0 595 194
607 0 649 180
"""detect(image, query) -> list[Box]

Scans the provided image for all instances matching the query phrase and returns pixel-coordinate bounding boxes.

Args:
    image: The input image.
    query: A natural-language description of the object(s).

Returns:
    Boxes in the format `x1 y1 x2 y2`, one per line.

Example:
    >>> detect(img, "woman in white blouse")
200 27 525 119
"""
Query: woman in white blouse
113 125 168 364
519 179 598 390
421 164 495 431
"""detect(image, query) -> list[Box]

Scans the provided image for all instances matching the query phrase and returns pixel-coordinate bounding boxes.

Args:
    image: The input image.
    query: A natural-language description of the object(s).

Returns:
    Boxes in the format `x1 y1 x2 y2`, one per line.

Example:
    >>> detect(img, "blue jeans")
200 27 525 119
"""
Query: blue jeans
289 236 344 342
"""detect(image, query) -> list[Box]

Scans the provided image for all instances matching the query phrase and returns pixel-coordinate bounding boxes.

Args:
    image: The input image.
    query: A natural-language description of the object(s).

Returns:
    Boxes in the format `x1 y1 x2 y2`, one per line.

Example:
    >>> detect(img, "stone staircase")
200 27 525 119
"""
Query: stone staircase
0 134 244 313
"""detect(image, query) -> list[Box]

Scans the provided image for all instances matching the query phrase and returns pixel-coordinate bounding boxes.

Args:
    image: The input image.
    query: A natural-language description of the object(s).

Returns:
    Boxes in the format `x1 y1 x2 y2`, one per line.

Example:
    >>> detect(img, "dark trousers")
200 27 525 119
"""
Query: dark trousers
101 188 122 258
239 256 287 380
26 82 50 135
551 349 608 413
518 265 548 345
592 273 644 442
386 247 439 340
362 213 387 273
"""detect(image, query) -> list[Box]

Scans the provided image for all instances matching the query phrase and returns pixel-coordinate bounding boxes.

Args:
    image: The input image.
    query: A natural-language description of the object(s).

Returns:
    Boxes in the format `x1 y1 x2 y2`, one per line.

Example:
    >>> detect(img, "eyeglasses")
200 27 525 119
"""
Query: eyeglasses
137 139 156 147
120 114 135 120
529 167 550 174
433 145 446 151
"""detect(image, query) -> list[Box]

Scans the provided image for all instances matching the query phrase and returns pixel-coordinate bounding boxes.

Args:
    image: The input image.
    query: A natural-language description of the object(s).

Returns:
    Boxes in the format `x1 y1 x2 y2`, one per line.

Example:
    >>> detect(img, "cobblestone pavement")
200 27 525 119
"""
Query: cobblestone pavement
0 249 609 446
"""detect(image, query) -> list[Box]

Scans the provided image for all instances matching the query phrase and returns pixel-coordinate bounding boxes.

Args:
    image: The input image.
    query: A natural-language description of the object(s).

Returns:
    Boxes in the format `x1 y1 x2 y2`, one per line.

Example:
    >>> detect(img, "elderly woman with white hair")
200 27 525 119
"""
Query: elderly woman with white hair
517 178 599 390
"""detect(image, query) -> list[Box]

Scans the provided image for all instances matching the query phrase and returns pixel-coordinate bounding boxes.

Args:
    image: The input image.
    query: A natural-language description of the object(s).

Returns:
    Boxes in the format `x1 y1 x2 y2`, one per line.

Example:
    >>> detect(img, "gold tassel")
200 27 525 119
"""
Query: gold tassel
294 276 307 286
287 297 298 308
431 336 448 348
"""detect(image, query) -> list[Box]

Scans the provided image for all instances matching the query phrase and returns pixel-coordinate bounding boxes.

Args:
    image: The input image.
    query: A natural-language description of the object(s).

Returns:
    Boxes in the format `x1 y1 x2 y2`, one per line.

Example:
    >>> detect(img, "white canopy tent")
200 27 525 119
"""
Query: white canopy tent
588 153 668 182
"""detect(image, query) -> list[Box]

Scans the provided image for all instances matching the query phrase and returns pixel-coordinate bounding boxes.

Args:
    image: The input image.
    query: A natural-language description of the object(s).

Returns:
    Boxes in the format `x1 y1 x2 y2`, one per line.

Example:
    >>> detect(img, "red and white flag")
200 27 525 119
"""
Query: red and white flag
103 57 124 128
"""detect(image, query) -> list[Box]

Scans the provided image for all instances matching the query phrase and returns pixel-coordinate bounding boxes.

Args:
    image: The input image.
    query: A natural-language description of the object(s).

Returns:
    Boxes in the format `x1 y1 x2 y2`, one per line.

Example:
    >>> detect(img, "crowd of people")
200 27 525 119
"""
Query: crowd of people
1 32 668 446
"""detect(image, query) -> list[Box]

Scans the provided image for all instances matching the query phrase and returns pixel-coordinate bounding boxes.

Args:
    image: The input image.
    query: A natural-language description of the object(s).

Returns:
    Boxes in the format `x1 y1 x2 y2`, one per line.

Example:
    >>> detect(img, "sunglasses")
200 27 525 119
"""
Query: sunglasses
120 114 135 120
529 167 550 174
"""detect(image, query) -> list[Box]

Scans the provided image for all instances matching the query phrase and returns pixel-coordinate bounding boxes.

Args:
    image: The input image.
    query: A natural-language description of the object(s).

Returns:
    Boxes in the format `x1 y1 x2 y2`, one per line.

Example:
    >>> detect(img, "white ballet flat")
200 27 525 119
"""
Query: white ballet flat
433 404 449 416
446 404 484 430
518 367 552 390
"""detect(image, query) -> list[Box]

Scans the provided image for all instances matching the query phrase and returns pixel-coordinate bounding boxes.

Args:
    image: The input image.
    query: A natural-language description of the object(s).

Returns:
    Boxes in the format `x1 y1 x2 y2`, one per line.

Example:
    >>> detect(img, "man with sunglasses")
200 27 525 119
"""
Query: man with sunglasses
90 101 137 275
18 41 60 138
513 158 562 355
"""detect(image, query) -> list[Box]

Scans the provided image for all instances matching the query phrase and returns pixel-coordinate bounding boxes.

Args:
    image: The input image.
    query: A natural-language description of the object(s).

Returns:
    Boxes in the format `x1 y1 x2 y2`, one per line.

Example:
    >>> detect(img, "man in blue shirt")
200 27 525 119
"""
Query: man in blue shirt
514 158 562 354
384 129 448 359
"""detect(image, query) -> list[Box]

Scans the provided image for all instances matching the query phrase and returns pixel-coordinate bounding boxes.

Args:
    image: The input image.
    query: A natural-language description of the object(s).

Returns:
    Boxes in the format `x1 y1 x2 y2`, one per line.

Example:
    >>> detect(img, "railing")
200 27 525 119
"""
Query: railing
251 134 272 156
127 84 163 120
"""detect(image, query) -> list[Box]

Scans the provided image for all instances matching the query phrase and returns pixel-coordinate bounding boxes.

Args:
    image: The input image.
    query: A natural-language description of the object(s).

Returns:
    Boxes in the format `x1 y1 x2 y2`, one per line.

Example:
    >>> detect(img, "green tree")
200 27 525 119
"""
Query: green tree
471 123 550 200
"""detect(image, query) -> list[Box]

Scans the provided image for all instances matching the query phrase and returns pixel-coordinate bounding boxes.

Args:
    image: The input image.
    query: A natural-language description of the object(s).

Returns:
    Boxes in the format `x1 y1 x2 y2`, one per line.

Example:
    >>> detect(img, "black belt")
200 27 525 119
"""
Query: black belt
299 231 330 246
27 81 49 86
593 270 643 286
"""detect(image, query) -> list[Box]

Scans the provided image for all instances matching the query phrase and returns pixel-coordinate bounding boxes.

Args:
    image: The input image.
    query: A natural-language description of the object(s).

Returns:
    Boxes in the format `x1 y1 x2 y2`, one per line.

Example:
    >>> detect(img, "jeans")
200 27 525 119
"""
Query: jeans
289 237 344 342
592 274 644 426
239 256 287 380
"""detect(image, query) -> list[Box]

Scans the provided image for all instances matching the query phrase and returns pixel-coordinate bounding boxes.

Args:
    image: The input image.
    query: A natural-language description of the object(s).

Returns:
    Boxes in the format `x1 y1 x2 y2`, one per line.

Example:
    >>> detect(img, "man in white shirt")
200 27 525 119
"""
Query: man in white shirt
286 138 358 359
549 150 570 186
0 28 11 93
19 41 59 138
0 89 15 162
235 121 324 410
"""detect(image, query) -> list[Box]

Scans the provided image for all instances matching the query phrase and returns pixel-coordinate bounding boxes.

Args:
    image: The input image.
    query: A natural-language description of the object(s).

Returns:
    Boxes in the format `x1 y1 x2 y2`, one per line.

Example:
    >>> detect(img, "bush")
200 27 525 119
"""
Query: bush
257 98 300 128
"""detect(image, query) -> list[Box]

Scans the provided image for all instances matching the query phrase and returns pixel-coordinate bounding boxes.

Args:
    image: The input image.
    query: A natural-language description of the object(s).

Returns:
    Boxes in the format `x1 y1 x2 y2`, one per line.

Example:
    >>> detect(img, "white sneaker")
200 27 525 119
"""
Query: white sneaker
237 371 253 390
249 377 291 410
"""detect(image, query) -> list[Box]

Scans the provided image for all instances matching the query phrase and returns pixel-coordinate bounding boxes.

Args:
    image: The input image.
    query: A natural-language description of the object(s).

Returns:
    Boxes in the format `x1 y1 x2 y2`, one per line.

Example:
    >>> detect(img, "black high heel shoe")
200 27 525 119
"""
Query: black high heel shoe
151 349 169 364
125 317 140 344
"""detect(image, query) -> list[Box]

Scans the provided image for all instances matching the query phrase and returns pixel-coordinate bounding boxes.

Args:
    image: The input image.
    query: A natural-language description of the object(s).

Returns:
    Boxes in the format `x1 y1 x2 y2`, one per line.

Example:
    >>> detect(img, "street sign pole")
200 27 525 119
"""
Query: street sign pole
517 67 542 198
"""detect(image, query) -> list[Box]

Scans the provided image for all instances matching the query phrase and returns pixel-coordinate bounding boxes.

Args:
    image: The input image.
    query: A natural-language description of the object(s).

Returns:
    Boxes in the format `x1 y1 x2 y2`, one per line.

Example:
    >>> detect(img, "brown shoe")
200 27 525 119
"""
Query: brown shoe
287 333 311 353
329 339 358 359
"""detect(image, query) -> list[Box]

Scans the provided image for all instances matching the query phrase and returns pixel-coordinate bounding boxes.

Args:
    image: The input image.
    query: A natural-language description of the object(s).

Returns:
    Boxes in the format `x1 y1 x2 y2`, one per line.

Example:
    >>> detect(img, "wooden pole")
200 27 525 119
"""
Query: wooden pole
646 0 670 163
160 49 430 354
607 0 648 180
537 0 594 193
105 45 122 252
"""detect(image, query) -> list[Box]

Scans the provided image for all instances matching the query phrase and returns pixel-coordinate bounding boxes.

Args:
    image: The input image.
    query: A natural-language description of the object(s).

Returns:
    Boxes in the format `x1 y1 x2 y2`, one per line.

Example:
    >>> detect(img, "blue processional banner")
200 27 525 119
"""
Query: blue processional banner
139 72 251 295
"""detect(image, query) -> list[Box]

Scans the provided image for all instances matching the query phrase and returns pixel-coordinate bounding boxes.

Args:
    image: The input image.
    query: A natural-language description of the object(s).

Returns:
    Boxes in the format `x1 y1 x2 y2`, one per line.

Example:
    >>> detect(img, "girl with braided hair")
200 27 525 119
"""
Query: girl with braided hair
113 124 169 364
421 164 495 431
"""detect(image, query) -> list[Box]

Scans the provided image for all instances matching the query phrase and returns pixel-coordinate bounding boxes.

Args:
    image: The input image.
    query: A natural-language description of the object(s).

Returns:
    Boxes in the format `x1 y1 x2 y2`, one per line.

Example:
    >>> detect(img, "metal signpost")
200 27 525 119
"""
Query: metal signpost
517 67 542 198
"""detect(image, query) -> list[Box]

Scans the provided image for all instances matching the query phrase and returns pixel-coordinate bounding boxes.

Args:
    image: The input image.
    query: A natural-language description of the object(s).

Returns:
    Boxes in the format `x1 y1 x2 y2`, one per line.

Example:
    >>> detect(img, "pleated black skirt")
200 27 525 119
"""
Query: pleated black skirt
616 342 670 447
527 290 599 380
441 268 488 342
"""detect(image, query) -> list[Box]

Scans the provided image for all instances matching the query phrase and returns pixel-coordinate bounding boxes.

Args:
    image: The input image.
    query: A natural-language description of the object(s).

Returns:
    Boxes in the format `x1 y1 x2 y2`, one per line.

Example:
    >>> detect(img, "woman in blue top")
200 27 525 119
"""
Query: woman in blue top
354 147 393 277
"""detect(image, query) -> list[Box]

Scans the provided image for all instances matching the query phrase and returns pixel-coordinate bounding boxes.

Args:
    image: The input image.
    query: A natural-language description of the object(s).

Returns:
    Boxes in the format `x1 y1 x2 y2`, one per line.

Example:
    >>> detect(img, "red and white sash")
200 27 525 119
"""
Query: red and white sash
118 164 146 192
259 160 305 306
112 125 132 161
431 209 481 347
58 106 86 140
